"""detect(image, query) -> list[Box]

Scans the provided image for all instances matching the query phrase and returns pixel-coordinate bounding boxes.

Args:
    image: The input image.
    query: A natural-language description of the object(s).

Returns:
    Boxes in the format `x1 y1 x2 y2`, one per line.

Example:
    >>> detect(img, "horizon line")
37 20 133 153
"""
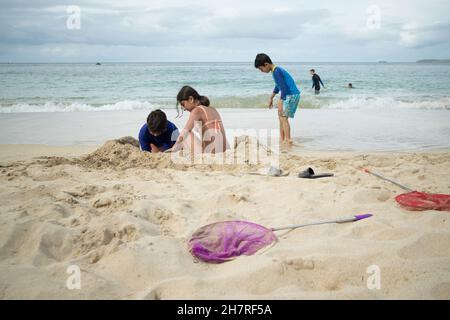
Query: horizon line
0 60 434 64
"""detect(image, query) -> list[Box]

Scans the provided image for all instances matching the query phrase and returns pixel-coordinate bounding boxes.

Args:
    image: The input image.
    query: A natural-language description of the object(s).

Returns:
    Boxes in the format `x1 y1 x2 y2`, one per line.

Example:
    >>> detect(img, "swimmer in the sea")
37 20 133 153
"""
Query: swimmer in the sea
310 69 325 94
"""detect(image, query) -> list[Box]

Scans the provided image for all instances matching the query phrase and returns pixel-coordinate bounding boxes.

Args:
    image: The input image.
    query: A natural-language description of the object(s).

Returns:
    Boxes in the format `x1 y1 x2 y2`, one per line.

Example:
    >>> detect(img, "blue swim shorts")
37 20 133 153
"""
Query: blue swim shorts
282 93 300 118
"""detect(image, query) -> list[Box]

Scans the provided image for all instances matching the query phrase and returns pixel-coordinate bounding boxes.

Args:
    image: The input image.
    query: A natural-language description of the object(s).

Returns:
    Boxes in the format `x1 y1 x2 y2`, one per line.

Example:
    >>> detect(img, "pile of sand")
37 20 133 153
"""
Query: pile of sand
79 136 274 173
1 135 328 176
81 137 175 170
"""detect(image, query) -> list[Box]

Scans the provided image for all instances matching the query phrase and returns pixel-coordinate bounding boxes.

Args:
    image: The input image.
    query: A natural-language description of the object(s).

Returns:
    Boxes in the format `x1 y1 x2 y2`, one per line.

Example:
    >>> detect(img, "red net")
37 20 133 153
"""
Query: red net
395 191 450 211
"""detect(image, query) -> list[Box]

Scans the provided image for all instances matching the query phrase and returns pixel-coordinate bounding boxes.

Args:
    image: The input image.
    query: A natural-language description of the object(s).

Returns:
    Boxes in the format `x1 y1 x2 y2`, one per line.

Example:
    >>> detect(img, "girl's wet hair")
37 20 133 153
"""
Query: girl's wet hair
176 85 210 117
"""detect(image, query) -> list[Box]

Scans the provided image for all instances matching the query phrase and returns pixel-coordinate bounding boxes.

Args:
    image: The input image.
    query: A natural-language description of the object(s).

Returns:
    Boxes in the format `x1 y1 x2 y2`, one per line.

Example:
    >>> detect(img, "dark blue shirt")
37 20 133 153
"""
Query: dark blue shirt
138 121 179 152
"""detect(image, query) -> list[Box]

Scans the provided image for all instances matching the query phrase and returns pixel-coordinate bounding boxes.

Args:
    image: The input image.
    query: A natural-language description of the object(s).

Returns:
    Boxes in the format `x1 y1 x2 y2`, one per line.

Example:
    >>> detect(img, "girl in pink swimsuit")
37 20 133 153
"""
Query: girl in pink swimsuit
172 86 227 154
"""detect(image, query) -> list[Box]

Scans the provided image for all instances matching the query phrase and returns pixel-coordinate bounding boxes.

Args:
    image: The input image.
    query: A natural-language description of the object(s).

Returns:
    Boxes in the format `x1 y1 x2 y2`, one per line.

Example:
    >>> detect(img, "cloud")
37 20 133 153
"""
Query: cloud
399 22 450 48
0 3 330 47
0 0 449 62
202 8 330 40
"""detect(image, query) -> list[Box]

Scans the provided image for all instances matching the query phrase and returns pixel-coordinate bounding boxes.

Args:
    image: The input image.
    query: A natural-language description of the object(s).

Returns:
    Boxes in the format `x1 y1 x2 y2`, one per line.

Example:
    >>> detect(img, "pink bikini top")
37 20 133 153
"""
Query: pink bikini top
197 105 223 132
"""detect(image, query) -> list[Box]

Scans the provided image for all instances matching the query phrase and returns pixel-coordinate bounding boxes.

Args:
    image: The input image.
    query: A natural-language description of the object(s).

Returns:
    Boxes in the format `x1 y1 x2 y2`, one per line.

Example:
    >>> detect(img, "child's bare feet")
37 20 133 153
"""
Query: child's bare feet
281 140 293 146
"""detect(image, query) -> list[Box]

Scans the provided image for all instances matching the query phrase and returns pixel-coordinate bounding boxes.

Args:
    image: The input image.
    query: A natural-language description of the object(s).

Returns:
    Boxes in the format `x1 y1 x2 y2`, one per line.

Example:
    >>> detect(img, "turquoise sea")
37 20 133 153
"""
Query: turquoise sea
1 62 449 150
1 62 449 112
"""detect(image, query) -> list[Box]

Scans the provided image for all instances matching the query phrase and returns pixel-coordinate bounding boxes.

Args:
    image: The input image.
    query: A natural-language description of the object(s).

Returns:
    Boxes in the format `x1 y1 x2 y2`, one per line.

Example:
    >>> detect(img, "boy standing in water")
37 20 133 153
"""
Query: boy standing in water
310 69 325 94
254 53 300 145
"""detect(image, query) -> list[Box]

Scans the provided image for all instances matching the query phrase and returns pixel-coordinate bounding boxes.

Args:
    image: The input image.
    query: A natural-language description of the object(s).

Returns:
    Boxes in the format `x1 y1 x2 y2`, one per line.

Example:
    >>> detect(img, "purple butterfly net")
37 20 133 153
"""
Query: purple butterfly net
188 215 372 263
188 221 277 263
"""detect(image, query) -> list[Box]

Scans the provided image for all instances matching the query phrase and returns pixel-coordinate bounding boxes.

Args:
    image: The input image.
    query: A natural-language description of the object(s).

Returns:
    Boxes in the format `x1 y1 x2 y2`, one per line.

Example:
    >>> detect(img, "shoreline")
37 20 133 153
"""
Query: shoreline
1 108 449 151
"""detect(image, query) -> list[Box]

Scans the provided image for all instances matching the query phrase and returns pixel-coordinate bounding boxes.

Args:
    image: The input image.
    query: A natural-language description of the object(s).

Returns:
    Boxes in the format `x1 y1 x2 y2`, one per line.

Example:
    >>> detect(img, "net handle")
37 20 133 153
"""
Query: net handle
363 168 413 192
271 214 372 232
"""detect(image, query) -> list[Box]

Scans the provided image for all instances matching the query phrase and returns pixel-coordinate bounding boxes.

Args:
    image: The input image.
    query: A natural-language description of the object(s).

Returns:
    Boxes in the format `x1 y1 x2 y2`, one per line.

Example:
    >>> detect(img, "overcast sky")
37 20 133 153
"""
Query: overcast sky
0 0 449 62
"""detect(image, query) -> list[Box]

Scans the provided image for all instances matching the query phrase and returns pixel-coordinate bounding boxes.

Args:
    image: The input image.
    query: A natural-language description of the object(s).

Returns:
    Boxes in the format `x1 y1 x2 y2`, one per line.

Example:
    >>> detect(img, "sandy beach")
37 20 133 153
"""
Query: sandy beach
1 139 449 299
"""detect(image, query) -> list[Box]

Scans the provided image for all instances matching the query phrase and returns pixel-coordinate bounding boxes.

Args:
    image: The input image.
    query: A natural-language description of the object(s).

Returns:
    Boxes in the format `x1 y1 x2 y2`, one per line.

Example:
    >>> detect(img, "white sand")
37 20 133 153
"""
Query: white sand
0 139 449 299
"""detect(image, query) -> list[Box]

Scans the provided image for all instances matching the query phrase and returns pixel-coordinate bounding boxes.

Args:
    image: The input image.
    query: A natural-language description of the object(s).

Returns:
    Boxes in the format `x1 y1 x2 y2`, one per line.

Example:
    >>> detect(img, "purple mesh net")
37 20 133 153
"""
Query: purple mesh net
188 221 277 263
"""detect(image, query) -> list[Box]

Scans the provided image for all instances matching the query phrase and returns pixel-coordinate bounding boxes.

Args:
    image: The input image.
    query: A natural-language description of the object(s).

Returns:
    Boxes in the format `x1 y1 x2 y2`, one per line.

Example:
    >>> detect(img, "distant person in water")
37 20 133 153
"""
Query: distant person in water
348 83 353 88
310 69 325 94
254 53 301 146
138 109 179 153
171 86 227 154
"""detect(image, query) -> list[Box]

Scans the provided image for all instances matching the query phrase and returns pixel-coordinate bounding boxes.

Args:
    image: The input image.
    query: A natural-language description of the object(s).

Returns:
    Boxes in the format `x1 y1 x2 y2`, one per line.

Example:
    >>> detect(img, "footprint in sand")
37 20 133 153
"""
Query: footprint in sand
73 228 112 257
250 257 345 293
143 288 163 300
431 282 450 299
114 225 138 242
352 189 392 204
34 226 74 266
3 167 28 181
1 222 75 267
73 225 137 263
26 203 72 221
138 206 182 236
284 257 315 271
372 227 416 241
64 185 106 199
398 233 450 260
0 221 34 261
214 192 249 207
26 166 69 182
91 195 132 211
93 197 112 208
230 192 249 203
142 277 199 300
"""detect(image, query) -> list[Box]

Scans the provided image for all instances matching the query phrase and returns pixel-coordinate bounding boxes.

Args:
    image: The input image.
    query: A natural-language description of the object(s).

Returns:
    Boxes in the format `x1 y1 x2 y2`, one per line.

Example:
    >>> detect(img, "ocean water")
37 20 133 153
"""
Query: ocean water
1 62 450 112
1 62 449 151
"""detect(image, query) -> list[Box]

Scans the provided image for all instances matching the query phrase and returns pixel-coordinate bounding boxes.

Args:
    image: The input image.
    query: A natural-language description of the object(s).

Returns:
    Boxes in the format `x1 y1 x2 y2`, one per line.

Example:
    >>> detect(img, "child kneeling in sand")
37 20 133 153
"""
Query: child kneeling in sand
171 86 227 154
138 109 179 153
254 53 301 146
